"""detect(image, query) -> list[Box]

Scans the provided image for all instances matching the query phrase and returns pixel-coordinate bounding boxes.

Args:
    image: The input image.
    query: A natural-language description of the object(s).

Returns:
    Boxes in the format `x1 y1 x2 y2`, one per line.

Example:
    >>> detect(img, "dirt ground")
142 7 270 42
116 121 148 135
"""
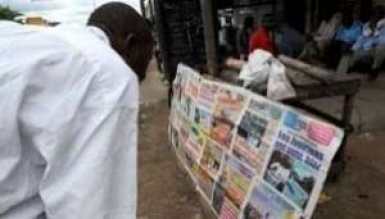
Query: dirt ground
138 100 203 219
314 133 385 219
138 100 385 219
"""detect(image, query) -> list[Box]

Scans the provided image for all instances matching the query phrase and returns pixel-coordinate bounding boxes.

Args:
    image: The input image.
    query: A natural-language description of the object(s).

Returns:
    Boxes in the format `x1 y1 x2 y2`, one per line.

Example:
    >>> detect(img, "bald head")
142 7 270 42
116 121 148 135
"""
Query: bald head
88 2 154 81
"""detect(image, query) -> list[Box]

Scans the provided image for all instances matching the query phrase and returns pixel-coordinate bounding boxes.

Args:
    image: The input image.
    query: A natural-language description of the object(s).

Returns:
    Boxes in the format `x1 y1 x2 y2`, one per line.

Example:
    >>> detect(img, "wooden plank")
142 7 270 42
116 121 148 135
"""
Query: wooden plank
279 55 335 84
217 56 361 102
286 68 320 86
290 80 361 100
200 0 219 76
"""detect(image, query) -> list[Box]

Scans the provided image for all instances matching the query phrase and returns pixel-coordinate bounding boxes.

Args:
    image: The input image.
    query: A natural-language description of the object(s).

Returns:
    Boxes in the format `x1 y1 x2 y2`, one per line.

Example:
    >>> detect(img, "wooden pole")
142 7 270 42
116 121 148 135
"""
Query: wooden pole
305 0 313 34
140 0 146 16
272 0 277 50
200 0 218 76
314 0 320 29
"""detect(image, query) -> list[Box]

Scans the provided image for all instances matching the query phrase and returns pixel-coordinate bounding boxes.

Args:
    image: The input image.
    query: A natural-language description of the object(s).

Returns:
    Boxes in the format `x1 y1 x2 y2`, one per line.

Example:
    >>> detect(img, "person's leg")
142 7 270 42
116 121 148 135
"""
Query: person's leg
369 45 385 80
336 42 357 74
349 49 371 71
326 40 345 68
298 41 316 61
317 39 331 59
373 45 385 70
337 54 352 74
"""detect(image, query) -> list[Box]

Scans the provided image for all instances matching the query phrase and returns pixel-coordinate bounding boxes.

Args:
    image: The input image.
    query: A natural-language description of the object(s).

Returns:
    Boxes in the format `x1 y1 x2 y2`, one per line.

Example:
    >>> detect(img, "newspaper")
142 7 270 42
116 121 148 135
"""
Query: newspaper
169 64 344 219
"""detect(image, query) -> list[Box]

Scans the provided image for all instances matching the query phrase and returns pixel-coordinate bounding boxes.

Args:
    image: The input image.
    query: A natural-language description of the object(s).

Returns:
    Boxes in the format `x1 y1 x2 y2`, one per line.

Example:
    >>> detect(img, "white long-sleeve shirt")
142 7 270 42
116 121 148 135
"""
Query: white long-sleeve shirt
0 22 139 219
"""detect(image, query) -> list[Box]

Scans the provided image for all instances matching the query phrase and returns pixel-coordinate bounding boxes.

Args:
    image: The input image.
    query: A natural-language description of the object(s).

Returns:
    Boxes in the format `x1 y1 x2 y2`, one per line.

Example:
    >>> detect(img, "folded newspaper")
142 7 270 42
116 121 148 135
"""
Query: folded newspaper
169 64 344 219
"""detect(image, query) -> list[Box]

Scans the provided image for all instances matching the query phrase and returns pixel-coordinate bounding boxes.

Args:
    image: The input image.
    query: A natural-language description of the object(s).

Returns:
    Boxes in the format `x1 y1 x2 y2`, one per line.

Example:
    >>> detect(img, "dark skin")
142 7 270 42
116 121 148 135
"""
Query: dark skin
114 34 154 82
88 2 154 82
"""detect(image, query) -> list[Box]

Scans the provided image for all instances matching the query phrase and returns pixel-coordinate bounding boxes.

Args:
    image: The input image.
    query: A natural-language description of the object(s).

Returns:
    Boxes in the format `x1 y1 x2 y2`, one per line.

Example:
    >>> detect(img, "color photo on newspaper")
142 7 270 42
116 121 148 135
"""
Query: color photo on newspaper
169 64 344 219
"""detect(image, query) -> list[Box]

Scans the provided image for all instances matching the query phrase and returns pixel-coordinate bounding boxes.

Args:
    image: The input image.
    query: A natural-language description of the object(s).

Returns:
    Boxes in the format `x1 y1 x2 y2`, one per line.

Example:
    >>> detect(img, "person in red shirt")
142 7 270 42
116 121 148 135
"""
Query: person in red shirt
249 15 275 54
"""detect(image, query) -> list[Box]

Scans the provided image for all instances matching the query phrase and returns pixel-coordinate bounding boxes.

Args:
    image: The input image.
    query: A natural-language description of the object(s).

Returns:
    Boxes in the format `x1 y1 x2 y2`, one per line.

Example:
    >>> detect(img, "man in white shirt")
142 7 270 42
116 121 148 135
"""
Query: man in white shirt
0 2 153 219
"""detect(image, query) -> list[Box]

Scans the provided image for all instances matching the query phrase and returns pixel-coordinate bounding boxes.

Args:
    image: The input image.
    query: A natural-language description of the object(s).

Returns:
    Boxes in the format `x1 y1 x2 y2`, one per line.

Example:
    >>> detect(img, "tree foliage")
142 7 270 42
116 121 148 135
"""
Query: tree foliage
0 6 20 20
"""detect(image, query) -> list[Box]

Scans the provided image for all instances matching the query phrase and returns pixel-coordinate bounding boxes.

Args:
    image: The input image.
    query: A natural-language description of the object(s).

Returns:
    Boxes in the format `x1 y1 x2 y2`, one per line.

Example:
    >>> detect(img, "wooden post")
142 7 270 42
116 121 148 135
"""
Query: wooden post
140 0 146 15
313 0 320 30
200 0 218 76
305 0 313 34
329 93 356 181
153 0 170 76
272 0 277 46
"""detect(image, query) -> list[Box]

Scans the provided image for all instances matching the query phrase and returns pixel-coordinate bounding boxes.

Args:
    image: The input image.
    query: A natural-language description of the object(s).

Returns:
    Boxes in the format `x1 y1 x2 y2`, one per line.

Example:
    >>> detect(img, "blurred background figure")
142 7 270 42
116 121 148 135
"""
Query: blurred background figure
237 16 254 60
299 12 343 63
249 14 276 54
218 15 238 58
326 8 362 68
340 5 385 79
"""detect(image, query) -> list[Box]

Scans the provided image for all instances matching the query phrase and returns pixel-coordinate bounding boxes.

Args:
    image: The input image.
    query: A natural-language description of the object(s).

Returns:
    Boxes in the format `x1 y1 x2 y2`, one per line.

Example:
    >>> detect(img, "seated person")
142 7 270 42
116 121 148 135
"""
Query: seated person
374 26 385 78
348 6 385 80
314 12 343 51
276 22 306 58
249 14 276 54
334 14 362 47
299 12 342 63
237 16 255 60
326 11 362 69
219 16 238 58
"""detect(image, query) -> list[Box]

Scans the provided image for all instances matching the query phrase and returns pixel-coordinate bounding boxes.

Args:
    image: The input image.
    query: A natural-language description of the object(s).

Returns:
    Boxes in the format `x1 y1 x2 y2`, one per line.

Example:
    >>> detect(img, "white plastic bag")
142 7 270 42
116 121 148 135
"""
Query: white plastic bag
239 49 273 87
267 59 296 100
239 49 296 100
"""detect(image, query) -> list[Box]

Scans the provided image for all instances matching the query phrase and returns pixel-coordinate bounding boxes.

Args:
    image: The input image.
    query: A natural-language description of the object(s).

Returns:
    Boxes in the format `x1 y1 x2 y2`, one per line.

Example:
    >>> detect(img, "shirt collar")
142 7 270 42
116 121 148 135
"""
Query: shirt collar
87 26 111 45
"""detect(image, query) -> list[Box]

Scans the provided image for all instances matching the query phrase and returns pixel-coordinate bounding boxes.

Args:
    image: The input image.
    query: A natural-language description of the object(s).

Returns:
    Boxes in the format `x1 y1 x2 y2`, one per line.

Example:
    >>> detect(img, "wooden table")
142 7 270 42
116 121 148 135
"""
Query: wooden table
220 55 362 181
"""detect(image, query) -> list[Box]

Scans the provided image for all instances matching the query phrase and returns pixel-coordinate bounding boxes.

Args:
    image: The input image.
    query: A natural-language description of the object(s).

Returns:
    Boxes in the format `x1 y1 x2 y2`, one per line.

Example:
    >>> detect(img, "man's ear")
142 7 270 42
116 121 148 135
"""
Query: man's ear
119 32 153 82
123 33 135 54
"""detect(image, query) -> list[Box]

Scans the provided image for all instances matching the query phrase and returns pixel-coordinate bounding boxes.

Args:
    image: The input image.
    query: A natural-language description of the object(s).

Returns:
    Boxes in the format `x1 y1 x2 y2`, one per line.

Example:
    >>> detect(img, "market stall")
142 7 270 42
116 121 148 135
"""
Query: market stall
220 55 361 180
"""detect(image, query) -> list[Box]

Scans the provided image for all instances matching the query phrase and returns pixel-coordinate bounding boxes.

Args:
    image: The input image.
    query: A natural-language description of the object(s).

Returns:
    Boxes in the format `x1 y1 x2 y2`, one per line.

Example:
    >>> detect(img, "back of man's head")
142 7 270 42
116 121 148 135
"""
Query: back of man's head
88 2 154 81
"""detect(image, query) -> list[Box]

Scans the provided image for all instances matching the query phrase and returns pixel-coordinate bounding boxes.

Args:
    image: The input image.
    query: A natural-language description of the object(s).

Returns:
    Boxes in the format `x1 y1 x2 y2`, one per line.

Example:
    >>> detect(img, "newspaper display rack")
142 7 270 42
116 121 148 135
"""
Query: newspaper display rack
169 64 344 219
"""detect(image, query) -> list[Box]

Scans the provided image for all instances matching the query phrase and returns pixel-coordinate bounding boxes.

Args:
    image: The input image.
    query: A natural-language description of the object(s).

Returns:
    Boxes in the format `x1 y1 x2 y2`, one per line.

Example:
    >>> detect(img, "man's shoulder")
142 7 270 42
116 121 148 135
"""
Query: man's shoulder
50 25 138 83
43 26 139 107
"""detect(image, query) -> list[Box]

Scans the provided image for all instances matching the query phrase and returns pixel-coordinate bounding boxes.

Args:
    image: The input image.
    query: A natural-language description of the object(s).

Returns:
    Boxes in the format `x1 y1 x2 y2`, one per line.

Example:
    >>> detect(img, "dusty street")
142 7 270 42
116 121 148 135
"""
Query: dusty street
138 100 203 219
138 100 385 219
314 132 385 219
